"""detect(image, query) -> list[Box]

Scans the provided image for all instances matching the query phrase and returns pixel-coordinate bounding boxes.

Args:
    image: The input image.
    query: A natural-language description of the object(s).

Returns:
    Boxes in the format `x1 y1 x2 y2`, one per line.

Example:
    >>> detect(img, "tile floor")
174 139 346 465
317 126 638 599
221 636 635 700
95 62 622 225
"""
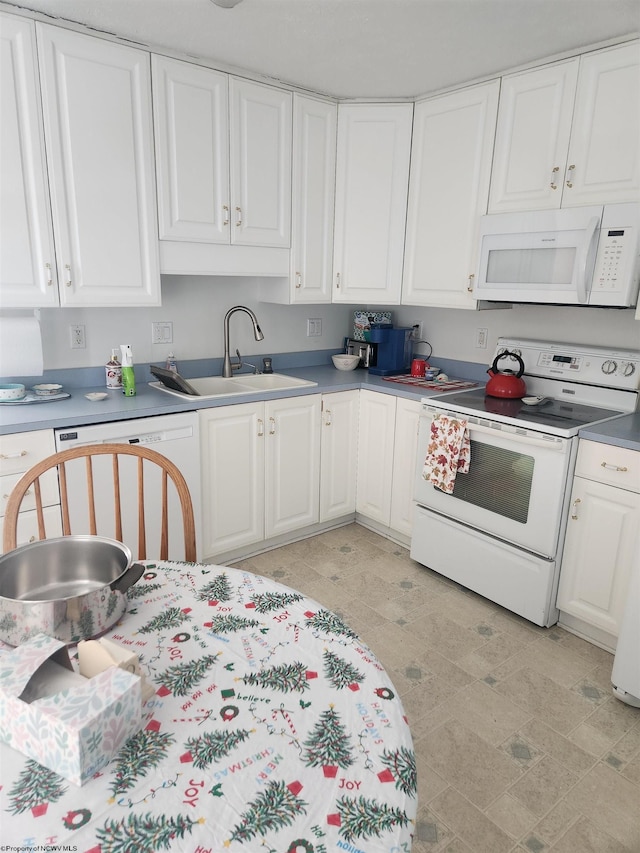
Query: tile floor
232 522 640 853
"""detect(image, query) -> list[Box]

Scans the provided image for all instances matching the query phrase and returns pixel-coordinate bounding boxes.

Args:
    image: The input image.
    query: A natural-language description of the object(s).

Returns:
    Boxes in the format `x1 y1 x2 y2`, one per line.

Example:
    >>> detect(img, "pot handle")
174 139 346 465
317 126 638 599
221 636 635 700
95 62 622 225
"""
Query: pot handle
110 562 144 594
490 350 525 377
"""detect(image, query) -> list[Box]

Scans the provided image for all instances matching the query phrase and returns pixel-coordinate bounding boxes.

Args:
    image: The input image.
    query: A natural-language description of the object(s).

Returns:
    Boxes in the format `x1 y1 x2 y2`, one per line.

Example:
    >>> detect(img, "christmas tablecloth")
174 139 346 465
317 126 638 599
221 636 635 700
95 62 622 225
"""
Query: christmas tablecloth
1 560 417 852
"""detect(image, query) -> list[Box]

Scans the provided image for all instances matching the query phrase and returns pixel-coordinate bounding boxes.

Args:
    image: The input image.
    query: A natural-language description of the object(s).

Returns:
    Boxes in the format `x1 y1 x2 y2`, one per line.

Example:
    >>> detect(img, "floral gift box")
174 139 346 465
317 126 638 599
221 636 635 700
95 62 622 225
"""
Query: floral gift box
0 633 141 785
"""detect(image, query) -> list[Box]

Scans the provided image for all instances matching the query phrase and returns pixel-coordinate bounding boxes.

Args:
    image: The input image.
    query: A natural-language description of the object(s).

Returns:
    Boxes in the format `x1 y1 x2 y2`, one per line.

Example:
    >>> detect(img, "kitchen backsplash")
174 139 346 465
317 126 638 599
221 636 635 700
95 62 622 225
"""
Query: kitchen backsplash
29 275 640 374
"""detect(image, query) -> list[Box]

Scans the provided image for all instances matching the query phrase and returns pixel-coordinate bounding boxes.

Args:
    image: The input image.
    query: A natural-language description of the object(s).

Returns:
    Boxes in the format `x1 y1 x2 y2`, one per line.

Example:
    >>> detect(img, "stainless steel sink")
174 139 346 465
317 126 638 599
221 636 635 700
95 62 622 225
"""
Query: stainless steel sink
150 373 317 400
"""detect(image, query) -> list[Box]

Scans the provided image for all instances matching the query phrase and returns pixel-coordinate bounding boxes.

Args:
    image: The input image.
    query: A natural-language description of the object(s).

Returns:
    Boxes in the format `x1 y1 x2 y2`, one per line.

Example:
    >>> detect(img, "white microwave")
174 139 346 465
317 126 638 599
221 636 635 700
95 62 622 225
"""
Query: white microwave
474 203 640 306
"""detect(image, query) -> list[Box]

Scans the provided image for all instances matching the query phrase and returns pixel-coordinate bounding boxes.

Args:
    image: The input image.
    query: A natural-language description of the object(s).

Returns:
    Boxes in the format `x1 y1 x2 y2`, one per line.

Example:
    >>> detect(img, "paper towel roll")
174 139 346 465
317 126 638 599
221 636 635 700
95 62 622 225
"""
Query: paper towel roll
0 315 44 377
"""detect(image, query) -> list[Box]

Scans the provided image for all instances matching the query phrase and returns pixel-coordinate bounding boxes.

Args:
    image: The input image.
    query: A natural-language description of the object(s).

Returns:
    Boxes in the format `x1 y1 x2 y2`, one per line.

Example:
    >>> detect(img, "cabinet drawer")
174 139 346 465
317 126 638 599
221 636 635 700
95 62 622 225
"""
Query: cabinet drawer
0 505 63 555
0 430 56 477
576 440 640 492
1 470 59 517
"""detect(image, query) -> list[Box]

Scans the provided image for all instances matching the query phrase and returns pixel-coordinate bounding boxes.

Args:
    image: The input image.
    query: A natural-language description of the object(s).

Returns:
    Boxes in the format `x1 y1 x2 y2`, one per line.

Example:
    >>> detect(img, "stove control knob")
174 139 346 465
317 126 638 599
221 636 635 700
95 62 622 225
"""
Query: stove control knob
621 361 636 377
602 359 617 375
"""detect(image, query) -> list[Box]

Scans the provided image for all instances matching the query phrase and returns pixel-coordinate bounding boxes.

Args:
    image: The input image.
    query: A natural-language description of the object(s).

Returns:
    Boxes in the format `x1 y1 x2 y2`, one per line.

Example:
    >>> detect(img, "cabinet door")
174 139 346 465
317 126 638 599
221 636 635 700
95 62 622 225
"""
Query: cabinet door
36 24 160 306
199 404 264 557
557 477 640 639
356 390 396 524
289 94 336 303
389 397 421 537
402 81 499 309
564 42 640 207
229 78 292 247
320 391 359 521
265 395 321 538
333 104 413 304
0 13 57 308
488 60 578 212
152 55 230 243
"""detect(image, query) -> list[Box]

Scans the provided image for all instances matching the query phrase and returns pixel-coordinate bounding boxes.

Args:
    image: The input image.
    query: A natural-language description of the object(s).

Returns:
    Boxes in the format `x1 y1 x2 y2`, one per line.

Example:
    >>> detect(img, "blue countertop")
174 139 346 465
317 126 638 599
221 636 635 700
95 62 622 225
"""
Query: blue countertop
2 354 638 451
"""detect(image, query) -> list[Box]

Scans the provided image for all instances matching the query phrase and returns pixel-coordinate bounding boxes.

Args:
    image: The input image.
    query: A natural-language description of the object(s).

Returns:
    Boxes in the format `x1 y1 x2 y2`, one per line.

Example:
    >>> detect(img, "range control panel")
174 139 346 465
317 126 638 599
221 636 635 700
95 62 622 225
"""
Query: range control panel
495 338 640 391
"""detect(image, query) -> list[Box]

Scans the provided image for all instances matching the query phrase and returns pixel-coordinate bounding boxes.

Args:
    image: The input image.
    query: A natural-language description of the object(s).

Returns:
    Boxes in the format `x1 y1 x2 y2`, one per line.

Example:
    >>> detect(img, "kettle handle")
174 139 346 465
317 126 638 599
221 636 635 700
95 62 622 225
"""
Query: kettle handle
489 350 525 377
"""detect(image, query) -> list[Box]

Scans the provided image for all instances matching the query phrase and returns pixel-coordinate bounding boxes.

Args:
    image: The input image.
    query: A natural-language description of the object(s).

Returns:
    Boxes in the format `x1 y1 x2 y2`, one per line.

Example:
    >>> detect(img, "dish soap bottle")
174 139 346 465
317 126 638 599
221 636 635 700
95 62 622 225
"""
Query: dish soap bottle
105 349 122 389
120 344 136 396
166 352 178 373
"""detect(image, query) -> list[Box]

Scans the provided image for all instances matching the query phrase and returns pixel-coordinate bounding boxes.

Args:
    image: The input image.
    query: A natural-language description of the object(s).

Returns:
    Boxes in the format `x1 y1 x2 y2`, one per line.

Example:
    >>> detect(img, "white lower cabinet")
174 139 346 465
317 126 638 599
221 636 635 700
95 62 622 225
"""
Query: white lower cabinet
199 395 321 558
320 391 359 521
356 390 421 539
557 440 640 650
0 429 62 553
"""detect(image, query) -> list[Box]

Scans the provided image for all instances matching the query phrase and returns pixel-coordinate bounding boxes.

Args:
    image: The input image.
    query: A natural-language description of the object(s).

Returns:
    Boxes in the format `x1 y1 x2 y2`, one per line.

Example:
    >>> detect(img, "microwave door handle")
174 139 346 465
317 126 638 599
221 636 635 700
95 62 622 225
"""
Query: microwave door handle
577 216 601 304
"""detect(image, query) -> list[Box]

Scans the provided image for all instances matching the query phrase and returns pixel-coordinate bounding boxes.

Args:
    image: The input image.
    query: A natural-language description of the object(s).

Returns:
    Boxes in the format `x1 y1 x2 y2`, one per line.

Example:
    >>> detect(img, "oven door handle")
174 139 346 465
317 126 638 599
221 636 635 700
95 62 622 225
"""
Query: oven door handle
420 414 568 451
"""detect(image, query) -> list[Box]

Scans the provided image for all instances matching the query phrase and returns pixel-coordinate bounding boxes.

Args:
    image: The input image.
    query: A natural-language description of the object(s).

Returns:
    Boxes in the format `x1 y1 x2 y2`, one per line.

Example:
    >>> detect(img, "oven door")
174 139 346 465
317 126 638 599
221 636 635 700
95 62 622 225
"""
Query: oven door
414 408 576 558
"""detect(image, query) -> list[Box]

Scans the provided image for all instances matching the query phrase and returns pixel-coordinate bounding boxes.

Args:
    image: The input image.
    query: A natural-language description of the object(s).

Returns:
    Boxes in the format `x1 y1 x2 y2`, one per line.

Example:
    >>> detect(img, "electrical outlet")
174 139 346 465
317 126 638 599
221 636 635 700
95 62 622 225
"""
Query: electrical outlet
475 328 488 349
152 321 173 344
69 324 86 349
306 318 322 337
410 322 423 342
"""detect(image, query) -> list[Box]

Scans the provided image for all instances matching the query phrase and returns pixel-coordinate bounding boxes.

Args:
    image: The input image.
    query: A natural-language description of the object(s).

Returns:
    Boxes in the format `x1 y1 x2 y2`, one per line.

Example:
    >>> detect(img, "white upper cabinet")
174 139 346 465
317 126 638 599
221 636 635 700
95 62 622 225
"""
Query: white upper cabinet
402 81 500 309
153 59 292 249
332 103 413 304
152 55 230 243
229 77 292 247
0 14 57 308
489 41 640 212
488 60 578 212
36 23 160 307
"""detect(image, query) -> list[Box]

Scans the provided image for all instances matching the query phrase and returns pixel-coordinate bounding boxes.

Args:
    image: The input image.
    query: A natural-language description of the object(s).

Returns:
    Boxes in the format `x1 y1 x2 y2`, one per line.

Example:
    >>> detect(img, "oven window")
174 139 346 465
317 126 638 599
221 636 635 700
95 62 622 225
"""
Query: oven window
451 440 534 524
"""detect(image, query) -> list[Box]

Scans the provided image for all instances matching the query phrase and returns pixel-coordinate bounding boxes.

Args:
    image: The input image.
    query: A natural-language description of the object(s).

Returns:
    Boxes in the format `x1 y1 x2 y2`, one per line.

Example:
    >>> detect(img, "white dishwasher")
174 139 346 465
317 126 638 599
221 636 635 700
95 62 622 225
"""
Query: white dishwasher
55 412 201 561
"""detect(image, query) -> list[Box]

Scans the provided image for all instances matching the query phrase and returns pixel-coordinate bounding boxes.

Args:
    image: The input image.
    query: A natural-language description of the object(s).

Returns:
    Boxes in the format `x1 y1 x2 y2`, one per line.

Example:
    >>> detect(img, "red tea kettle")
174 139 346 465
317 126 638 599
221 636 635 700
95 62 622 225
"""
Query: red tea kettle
486 350 527 398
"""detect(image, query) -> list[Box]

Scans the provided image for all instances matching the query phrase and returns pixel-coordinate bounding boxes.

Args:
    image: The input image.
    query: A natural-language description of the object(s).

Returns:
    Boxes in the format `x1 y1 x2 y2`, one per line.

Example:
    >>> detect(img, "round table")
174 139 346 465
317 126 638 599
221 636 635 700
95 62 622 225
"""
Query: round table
1 560 417 852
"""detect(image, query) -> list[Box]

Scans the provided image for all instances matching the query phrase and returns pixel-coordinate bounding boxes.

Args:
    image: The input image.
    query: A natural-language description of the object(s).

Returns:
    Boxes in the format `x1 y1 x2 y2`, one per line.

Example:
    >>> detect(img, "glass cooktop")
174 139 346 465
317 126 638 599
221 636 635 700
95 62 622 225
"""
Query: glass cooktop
430 388 623 434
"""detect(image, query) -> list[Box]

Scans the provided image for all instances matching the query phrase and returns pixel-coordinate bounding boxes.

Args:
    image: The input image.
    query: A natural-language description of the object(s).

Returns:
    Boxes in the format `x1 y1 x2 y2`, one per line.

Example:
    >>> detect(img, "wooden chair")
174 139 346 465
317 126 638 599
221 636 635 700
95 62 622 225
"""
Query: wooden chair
2 443 197 561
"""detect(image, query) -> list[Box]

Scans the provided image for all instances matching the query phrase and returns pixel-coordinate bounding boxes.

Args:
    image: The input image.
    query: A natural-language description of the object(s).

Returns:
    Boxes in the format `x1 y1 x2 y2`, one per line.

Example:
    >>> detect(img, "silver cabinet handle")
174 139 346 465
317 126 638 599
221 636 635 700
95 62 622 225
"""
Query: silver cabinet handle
3 488 31 500
235 207 242 227
295 272 302 289
222 204 229 226
65 263 72 287
257 418 264 437
269 417 276 435
335 272 341 289
550 166 560 190
324 409 332 426
45 262 53 286
0 450 28 460
600 462 628 472
467 274 474 293
565 164 575 189
571 497 581 520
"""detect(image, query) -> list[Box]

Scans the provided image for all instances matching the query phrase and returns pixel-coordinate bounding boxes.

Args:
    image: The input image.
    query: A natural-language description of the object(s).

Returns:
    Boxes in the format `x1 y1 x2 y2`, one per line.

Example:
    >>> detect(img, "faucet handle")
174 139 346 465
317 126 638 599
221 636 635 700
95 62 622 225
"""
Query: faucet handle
232 348 243 371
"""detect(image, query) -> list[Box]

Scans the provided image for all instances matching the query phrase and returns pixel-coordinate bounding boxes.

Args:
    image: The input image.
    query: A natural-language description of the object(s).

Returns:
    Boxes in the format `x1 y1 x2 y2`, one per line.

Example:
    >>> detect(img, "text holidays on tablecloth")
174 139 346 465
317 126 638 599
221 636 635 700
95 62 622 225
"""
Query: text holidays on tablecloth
356 702 388 745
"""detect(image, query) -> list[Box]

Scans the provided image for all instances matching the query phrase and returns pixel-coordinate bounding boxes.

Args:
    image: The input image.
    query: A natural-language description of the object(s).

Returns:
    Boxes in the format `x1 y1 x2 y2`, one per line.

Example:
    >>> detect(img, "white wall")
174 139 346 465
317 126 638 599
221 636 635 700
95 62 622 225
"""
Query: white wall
35 274 640 371
393 303 640 363
39 276 354 370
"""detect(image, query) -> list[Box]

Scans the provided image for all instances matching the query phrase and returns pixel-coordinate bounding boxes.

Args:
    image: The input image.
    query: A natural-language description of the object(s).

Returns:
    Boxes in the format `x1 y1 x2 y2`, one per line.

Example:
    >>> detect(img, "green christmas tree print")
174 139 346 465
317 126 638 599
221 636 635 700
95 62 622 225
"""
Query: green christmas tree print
106 590 119 619
230 780 307 843
137 606 191 634
127 582 163 600
0 611 14 633
303 705 354 769
337 795 409 842
158 653 220 696
7 760 67 814
250 591 304 613
241 661 310 693
196 573 232 602
109 729 176 796
186 728 252 769
77 607 95 640
322 648 365 689
305 609 358 639
381 746 417 797
208 614 261 634
96 811 202 851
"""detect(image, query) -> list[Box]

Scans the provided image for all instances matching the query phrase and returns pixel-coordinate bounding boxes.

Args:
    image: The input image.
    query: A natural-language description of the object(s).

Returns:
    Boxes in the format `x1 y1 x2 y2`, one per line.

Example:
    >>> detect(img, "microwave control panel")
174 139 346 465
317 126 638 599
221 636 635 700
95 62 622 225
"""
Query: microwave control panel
593 228 630 293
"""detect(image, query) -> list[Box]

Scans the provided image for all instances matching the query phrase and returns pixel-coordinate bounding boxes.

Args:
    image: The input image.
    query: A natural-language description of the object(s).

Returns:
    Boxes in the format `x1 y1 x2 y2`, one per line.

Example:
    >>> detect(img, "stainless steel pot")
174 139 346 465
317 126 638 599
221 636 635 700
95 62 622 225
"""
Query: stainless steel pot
0 535 144 646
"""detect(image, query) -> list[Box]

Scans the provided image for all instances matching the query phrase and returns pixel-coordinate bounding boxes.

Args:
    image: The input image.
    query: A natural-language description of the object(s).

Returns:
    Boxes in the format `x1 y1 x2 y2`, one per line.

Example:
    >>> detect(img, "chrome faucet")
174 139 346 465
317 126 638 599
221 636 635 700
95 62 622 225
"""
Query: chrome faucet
222 306 264 377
